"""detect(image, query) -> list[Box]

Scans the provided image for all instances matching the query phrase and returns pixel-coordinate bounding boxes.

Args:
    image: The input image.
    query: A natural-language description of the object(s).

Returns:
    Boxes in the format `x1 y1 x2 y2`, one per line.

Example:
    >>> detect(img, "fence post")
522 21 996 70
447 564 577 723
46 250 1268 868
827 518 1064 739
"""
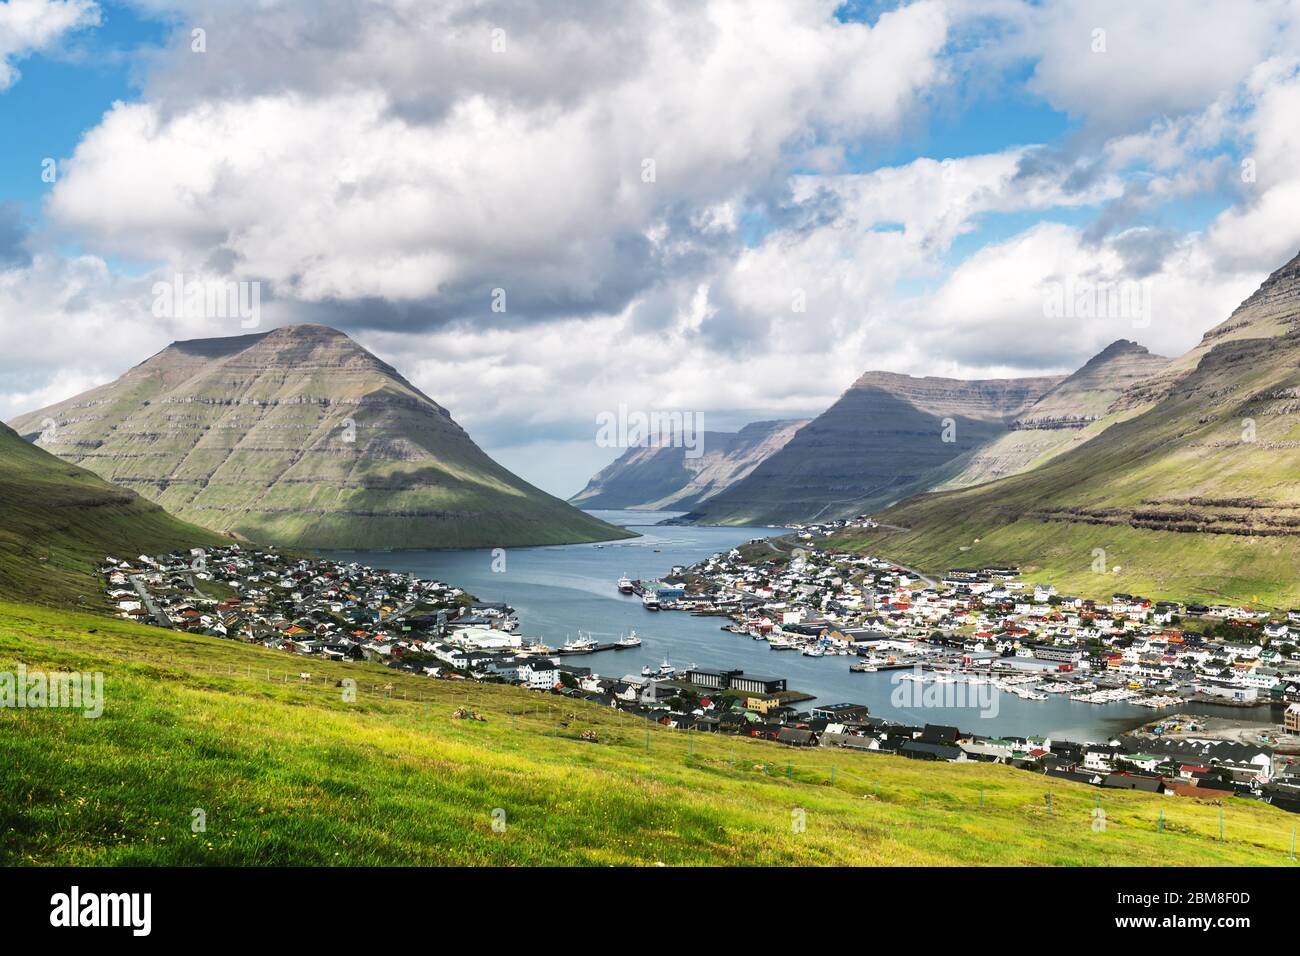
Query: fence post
1219 808 1223 842
831 765 835 785
787 760 791 780
729 750 733 769
1158 808 1163 833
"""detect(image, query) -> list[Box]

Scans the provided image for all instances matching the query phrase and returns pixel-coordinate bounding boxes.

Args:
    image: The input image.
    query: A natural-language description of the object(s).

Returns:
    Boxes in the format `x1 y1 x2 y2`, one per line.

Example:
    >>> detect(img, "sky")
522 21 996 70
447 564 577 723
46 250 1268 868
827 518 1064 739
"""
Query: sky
2 0 1299 497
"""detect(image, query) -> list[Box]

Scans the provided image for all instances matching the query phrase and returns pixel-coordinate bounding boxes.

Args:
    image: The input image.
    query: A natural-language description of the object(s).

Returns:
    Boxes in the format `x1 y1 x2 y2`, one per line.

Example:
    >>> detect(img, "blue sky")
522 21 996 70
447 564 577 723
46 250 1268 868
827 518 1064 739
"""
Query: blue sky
1 0 1297 496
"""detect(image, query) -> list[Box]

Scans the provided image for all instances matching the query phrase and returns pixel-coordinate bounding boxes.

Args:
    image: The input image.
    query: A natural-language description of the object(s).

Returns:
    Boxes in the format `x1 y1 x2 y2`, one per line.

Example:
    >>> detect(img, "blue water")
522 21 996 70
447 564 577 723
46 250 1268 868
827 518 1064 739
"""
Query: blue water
327 511 1278 742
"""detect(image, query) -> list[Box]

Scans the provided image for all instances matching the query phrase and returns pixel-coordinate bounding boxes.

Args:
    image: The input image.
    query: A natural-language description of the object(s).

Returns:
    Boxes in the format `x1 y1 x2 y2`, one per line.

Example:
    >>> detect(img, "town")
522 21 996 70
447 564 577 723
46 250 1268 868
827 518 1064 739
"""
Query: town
103 534 1300 815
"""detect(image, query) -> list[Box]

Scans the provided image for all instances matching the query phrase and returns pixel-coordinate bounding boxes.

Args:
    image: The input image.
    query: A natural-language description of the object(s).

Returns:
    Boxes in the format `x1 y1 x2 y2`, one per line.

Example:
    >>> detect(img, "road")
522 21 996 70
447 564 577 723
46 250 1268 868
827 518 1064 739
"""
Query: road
128 575 167 625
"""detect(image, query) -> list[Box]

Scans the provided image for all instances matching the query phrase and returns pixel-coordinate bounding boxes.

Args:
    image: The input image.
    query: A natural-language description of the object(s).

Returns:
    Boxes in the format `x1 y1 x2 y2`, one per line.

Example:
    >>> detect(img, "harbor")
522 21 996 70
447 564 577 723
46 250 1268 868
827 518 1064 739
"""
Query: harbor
326 511 1278 739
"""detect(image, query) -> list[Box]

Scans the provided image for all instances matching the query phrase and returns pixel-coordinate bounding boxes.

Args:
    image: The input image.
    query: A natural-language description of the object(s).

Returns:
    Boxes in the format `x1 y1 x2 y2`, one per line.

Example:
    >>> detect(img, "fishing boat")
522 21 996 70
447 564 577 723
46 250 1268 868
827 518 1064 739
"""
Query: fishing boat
656 658 676 677
641 664 655 677
642 591 661 611
617 574 634 594
801 646 825 657
767 636 797 650
561 633 598 653
849 661 877 673
616 630 641 648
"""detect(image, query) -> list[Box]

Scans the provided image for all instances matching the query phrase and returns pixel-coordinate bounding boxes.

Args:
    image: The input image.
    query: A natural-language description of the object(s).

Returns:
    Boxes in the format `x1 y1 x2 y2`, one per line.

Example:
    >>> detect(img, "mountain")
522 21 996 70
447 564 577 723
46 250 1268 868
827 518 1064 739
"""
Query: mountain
832 251 1300 606
569 419 809 511
682 372 1062 526
0 421 225 605
9 325 630 550
934 340 1170 490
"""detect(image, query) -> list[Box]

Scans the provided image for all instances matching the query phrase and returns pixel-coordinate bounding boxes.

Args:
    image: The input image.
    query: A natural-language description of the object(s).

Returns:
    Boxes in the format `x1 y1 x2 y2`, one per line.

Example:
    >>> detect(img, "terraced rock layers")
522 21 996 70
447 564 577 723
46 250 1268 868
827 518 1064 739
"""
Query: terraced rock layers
10 324 629 549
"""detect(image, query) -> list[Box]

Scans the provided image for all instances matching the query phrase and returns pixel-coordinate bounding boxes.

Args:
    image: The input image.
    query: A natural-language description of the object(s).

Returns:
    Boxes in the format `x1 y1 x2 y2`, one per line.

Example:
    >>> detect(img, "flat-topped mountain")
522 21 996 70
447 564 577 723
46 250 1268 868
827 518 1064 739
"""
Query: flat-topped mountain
569 419 810 511
9 324 630 549
682 371 1062 525
937 340 1170 489
836 250 1300 605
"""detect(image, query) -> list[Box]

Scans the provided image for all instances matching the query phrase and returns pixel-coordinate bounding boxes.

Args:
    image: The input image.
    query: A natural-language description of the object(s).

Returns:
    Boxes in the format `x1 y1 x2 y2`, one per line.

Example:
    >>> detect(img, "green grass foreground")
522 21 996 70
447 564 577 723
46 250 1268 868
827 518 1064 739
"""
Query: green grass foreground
2 601 1296 866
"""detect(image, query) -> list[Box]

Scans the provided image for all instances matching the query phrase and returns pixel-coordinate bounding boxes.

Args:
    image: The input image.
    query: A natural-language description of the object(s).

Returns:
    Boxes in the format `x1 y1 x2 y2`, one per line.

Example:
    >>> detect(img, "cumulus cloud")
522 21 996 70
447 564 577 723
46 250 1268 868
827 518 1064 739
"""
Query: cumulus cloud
7 0 1300 495
50 0 950 323
0 0 99 90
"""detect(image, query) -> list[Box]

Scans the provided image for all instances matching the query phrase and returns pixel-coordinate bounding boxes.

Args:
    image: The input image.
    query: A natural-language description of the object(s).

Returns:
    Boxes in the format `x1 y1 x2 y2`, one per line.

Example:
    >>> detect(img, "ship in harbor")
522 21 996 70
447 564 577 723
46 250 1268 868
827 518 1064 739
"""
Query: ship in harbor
617 574 634 593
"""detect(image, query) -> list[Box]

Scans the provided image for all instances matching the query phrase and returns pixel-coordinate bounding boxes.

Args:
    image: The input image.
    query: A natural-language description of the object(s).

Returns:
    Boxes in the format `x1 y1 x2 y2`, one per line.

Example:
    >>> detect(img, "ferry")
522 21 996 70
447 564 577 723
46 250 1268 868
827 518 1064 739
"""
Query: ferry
617 574 634 594
616 630 642 648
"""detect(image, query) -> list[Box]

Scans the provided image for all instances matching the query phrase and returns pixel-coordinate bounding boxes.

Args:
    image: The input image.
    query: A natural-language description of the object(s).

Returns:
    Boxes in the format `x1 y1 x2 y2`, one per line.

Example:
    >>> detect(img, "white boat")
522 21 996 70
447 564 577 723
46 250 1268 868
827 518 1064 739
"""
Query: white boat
616 630 641 648
642 591 661 610
641 664 655 677
656 658 676 677
562 634 598 653
767 636 797 650
617 574 634 594
801 646 825 657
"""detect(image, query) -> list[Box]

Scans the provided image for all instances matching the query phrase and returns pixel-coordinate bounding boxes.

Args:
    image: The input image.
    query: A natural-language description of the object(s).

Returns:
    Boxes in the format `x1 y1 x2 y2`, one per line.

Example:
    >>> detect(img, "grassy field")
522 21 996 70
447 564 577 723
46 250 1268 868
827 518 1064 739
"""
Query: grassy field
2 601 1296 866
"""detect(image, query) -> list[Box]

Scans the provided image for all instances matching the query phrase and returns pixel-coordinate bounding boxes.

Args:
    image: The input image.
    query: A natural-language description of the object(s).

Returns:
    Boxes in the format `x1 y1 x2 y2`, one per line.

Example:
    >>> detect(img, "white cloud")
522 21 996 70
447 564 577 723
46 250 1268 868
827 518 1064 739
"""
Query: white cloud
0 0 99 90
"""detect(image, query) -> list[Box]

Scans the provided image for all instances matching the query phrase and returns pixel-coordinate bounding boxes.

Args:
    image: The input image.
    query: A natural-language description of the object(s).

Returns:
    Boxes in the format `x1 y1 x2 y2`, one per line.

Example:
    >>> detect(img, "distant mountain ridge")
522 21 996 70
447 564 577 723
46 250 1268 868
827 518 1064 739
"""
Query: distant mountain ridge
834 250 1300 606
569 419 810 511
9 324 630 549
935 339 1170 490
680 371 1062 526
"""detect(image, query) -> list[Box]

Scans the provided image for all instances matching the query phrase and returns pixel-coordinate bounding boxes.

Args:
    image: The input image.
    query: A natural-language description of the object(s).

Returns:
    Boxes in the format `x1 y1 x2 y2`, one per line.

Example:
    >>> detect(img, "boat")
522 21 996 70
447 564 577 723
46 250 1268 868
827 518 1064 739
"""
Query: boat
656 658 676 677
641 664 655 677
616 630 641 648
561 634 598 653
767 637 797 650
642 591 661 611
849 661 877 672
801 646 825 657
617 574 634 594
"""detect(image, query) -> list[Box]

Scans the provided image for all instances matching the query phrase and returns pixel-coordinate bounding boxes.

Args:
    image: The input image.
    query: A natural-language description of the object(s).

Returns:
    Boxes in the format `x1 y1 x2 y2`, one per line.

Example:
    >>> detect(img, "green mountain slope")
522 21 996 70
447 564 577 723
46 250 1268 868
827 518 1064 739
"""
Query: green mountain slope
9 324 630 549
0 422 225 606
2 600 1292 865
685 372 1061 526
832 251 1300 606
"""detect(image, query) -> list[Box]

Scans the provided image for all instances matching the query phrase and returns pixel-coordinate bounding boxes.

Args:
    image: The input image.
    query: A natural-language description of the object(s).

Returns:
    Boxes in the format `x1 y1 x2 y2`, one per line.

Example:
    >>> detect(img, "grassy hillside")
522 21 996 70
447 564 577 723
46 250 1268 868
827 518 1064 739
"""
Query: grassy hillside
0 423 226 608
2 601 1294 865
832 255 1300 608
